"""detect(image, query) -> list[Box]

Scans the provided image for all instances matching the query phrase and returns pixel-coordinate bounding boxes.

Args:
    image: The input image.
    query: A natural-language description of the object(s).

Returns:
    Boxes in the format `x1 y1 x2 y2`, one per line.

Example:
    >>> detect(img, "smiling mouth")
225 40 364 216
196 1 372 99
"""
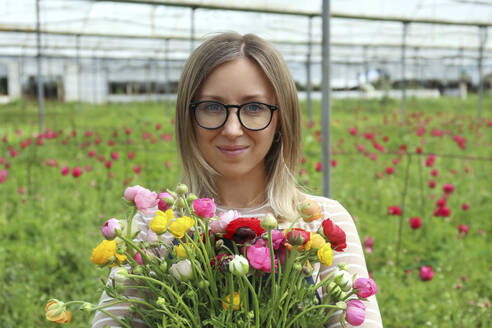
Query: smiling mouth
217 146 249 156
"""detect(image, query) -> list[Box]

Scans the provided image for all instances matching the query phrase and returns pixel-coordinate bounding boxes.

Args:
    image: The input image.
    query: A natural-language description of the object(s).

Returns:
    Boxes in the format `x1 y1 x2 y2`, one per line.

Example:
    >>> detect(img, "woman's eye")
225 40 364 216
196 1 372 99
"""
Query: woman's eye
244 103 263 112
204 103 222 112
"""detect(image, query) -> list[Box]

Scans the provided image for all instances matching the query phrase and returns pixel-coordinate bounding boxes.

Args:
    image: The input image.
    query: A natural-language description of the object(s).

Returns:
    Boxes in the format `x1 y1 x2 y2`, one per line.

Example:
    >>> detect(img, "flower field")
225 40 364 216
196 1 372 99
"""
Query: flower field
1 96 491 327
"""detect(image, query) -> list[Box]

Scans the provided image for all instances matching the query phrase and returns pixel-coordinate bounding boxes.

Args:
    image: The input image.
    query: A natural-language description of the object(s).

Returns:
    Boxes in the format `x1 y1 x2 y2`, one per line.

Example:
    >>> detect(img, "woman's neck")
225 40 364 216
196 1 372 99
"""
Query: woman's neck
215 169 268 209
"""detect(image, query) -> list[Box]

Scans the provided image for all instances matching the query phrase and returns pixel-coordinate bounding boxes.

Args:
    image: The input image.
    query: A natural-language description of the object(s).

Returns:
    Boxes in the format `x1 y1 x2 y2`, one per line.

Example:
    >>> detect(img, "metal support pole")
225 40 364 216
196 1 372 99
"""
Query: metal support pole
306 15 313 123
76 34 81 112
36 0 44 133
190 7 196 53
321 0 331 198
401 21 409 125
477 26 488 123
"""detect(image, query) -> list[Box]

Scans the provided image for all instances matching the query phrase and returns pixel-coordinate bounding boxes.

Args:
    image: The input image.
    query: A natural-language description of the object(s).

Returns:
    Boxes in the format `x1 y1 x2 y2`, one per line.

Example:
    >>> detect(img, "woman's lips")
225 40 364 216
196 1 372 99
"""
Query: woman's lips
217 146 249 157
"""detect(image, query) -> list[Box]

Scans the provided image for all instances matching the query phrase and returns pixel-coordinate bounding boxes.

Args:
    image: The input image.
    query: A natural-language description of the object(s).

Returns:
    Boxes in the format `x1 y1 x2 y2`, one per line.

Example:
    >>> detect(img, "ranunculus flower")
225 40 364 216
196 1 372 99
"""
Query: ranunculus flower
124 185 146 201
354 277 378 298
319 218 347 251
387 205 402 216
222 292 241 310
170 259 193 281
229 255 249 276
210 210 240 234
174 243 194 259
409 217 422 229
317 243 334 266
193 198 216 218
134 188 158 216
224 217 265 244
168 216 195 238
0 169 7 183
462 203 469 211
385 166 394 175
284 228 310 246
61 166 70 176
419 265 435 281
101 218 122 239
345 299 366 326
149 209 174 234
304 232 325 251
428 180 436 188
247 245 277 272
45 299 72 324
90 240 127 267
158 192 174 211
260 213 278 230
299 198 322 222
72 166 83 178
443 183 455 194
458 224 469 235
315 162 322 172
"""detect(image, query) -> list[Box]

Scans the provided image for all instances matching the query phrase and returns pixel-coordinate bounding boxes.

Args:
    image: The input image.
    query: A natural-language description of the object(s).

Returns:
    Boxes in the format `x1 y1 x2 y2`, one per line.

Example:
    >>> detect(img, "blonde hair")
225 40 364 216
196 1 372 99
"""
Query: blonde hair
175 32 304 223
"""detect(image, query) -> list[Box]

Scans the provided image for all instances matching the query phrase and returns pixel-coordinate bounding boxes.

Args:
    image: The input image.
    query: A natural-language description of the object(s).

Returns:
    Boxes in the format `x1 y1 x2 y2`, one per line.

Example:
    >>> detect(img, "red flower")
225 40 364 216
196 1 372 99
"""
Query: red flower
443 183 454 194
284 228 310 246
457 224 469 235
223 218 265 244
72 167 83 178
319 218 346 251
431 169 439 177
462 203 469 211
388 205 402 216
409 217 422 229
315 162 322 172
349 127 358 136
385 167 394 175
428 180 436 188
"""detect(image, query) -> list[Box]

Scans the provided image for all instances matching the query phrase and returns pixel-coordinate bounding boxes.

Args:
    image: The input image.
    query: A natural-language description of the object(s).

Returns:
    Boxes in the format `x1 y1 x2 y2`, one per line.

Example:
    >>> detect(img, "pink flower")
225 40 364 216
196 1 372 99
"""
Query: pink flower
124 185 146 201
345 299 366 326
193 198 216 218
354 277 378 298
388 205 402 216
431 169 439 177
458 224 469 235
111 152 119 160
443 183 454 194
88 150 96 157
133 165 141 174
72 166 83 178
349 127 357 136
61 166 70 176
409 217 422 229
134 252 144 265
419 266 435 281
428 180 436 188
363 236 374 249
462 203 469 211
0 169 7 183
128 152 135 159
385 167 394 175
105 161 112 169
134 189 158 215
210 210 240 234
315 162 322 172
101 218 122 239
270 230 285 250
158 192 174 211
246 245 277 273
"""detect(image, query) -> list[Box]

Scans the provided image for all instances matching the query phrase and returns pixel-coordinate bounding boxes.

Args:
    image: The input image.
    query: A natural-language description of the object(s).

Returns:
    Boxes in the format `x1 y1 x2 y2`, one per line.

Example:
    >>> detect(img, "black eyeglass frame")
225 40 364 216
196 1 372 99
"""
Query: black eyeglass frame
190 101 279 131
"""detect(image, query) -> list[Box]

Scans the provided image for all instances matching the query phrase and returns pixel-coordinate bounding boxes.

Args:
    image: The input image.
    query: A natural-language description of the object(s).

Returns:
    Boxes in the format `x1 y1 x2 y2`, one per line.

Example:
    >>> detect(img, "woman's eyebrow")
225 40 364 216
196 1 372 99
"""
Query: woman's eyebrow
196 94 269 103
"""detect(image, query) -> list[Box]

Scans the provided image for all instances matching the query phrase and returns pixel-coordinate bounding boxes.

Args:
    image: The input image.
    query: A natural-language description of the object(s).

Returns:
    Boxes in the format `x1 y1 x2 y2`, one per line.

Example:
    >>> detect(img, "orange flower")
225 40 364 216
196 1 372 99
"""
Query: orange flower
299 198 322 222
45 300 72 324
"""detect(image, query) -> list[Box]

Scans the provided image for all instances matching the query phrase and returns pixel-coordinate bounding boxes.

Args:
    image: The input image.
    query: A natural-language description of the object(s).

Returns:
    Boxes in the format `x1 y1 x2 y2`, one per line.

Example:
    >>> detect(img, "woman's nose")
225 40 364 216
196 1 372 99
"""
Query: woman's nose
221 108 243 138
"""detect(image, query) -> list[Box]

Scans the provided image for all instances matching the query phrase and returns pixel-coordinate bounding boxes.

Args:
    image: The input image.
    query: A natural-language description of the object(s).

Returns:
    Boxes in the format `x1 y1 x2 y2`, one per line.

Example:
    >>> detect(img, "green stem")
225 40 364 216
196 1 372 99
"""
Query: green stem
116 230 152 264
242 275 260 328
285 304 343 328
267 229 276 303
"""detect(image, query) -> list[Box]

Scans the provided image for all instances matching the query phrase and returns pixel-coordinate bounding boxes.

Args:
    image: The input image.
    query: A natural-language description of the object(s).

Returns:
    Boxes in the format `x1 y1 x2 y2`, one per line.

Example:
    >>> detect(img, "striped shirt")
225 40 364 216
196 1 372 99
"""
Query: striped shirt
92 194 383 328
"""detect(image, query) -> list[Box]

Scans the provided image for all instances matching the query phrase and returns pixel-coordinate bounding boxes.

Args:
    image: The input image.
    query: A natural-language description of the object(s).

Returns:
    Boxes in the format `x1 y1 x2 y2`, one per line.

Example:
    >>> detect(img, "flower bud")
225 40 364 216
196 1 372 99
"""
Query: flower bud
133 266 144 275
101 218 122 240
215 239 224 249
81 302 95 312
160 261 168 272
229 255 249 276
293 262 303 272
338 262 350 272
176 184 188 195
198 280 210 289
187 193 198 202
334 268 353 292
156 297 166 309
176 197 186 208
113 267 129 283
260 213 278 230
170 259 193 281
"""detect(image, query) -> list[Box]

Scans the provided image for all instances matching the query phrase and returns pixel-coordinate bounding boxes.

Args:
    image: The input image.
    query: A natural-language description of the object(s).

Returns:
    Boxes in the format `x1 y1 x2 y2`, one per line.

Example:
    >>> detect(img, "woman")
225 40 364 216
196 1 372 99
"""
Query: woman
92 32 383 328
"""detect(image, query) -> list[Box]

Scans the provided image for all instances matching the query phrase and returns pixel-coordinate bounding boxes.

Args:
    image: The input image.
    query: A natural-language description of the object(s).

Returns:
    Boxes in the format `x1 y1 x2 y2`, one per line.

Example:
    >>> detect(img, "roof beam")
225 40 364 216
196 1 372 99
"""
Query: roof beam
94 0 492 26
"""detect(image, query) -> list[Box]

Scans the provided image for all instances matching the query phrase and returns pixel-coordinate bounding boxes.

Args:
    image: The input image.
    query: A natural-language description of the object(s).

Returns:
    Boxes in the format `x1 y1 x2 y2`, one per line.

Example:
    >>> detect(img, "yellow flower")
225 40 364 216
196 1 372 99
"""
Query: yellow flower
305 232 327 251
169 216 195 238
45 299 72 324
150 209 174 234
317 243 334 266
174 243 194 259
222 292 241 310
90 240 127 267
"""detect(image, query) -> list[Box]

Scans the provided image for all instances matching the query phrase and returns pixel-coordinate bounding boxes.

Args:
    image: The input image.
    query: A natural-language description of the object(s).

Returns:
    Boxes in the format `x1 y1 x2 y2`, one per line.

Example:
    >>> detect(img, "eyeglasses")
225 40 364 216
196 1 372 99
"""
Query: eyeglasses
190 101 278 131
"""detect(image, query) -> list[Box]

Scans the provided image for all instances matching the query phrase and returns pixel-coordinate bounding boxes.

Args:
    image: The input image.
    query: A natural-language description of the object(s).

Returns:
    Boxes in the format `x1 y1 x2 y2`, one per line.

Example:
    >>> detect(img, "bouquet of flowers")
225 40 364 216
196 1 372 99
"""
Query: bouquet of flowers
45 184 378 327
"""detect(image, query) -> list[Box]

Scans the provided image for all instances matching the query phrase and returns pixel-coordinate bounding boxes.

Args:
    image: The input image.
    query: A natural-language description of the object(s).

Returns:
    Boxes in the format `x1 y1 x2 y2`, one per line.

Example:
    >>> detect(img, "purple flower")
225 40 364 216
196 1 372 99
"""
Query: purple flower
353 277 378 298
193 198 216 218
345 299 366 326
101 218 122 240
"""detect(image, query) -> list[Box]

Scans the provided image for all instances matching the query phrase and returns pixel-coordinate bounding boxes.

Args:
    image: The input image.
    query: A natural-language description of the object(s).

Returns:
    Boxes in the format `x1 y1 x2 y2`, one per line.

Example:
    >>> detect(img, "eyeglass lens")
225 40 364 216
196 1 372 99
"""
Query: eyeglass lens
194 102 272 130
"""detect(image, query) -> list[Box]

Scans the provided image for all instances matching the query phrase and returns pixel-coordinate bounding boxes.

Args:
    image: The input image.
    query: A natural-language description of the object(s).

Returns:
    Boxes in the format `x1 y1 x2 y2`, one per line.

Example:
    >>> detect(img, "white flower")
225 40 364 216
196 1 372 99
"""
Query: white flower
333 267 353 292
170 260 193 281
229 255 249 276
